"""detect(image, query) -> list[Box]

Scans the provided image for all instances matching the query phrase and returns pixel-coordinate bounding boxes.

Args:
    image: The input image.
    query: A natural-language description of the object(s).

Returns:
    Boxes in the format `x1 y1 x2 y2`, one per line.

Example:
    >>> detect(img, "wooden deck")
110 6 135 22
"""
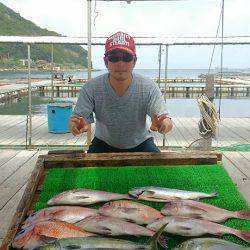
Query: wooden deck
0 149 249 247
0 115 249 148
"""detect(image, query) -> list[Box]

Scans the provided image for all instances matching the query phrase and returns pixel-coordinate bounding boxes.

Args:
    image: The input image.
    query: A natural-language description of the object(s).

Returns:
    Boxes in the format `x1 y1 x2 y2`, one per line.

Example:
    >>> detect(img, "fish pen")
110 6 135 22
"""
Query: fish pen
1 150 250 249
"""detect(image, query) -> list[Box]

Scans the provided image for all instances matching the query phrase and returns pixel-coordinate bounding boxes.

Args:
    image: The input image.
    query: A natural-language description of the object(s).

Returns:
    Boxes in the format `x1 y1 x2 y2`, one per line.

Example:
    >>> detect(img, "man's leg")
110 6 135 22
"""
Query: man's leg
87 137 121 153
131 137 160 152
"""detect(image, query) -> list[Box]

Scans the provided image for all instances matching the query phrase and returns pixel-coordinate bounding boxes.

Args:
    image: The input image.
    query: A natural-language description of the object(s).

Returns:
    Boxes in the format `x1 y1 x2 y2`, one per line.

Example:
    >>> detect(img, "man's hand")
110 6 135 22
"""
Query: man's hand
68 116 89 136
150 114 173 134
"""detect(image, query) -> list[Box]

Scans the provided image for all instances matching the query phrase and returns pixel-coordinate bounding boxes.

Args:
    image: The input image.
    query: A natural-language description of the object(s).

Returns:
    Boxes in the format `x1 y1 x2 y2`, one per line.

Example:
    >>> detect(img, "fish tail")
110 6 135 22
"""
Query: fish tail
123 194 136 200
157 235 169 249
149 223 168 250
234 230 250 243
208 192 217 198
235 210 250 220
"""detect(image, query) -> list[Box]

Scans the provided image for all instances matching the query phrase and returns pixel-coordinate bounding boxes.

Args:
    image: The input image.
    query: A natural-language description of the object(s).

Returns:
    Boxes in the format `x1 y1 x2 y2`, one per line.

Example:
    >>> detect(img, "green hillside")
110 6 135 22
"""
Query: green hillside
0 2 87 69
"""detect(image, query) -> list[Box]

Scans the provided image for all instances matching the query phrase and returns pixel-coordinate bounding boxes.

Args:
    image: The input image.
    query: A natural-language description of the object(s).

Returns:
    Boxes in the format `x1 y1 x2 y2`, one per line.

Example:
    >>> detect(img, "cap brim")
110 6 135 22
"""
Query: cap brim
105 46 136 56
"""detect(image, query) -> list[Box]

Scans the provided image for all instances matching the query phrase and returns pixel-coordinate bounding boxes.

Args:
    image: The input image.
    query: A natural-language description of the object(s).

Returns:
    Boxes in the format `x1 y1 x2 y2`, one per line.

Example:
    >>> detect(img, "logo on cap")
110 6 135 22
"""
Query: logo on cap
105 32 136 56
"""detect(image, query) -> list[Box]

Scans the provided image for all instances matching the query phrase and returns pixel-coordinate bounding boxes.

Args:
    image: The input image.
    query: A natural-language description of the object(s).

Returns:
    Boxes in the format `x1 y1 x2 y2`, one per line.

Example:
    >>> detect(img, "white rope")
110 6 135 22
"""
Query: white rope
197 95 219 137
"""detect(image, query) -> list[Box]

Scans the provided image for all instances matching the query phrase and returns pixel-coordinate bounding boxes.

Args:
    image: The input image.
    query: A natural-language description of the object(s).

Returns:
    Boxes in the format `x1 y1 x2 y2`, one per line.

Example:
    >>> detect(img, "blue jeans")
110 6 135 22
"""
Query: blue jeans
87 137 160 153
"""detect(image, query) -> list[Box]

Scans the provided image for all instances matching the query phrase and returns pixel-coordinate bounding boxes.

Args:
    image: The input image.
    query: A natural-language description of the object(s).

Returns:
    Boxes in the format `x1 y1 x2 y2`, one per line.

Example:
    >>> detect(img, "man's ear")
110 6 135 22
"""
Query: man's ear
133 57 137 67
103 56 108 68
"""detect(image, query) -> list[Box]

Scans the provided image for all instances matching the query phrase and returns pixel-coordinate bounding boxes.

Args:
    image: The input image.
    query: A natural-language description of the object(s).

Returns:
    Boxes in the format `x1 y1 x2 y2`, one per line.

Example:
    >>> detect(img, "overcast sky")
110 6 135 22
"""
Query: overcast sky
1 0 250 69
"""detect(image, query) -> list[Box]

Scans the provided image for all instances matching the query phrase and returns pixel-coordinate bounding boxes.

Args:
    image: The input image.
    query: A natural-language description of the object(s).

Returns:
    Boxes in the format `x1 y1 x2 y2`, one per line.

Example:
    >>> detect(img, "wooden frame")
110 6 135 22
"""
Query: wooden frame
1 150 221 250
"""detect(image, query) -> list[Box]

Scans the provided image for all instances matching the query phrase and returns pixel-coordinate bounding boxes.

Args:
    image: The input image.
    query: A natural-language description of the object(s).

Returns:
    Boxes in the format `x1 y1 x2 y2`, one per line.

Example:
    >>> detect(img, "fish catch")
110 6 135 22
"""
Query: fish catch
22 206 98 228
47 189 133 206
32 224 168 250
129 186 217 202
173 237 250 250
12 220 94 249
147 215 250 243
161 199 250 222
75 215 167 248
99 200 164 225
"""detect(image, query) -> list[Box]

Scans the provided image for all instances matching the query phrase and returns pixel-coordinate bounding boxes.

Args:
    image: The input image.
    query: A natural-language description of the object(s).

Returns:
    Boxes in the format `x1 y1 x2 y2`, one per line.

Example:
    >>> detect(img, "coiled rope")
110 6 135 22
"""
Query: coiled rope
197 95 219 138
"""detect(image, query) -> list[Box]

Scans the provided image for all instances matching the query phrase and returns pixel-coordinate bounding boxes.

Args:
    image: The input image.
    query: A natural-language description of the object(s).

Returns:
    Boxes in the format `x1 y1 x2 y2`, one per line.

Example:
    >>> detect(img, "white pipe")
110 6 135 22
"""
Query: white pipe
27 44 32 147
87 0 92 146
87 0 92 80
51 44 54 102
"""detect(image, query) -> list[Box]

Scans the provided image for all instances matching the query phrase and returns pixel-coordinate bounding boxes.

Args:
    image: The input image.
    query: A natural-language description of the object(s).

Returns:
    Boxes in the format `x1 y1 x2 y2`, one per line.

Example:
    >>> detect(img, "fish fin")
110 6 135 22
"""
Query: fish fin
39 235 58 243
64 245 82 249
235 210 250 220
98 226 113 235
177 225 192 231
142 190 156 197
121 207 138 214
188 205 208 213
75 195 90 200
149 223 168 250
157 235 169 249
234 230 250 243
209 192 217 198
186 213 205 219
138 196 174 202
123 194 137 200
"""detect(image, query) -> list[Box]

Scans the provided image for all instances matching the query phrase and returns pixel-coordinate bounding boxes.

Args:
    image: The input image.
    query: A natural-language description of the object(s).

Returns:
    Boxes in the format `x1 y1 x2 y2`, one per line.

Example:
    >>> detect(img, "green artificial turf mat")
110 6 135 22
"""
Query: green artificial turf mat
35 164 250 249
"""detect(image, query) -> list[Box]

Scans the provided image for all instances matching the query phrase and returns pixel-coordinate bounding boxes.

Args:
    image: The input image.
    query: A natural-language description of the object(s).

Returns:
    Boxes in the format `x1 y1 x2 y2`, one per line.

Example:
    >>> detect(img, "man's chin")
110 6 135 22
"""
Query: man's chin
114 72 129 81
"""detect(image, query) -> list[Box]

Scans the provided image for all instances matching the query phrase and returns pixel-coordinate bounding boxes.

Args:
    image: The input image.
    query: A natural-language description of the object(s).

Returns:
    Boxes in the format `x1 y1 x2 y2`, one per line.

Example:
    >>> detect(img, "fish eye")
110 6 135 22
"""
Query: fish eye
65 245 81 249
16 229 26 236
29 212 37 217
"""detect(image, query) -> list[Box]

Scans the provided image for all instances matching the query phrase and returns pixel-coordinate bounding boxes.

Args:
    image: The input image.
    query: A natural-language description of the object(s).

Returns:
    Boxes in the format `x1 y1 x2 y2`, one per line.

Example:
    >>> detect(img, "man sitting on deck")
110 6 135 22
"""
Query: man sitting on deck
68 31 172 153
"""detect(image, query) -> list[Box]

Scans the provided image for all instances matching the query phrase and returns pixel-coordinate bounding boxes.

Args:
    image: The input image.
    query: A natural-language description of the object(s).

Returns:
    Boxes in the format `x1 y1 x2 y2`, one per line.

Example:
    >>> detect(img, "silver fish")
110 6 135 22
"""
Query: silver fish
75 215 167 248
98 200 164 225
32 224 168 250
161 199 250 222
173 237 250 250
22 206 98 228
147 216 250 243
129 186 217 202
47 189 133 206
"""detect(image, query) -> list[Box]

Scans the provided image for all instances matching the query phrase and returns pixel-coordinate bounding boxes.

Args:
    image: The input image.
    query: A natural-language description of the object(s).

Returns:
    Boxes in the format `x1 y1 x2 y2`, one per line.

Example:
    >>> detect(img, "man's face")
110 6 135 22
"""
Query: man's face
106 49 135 82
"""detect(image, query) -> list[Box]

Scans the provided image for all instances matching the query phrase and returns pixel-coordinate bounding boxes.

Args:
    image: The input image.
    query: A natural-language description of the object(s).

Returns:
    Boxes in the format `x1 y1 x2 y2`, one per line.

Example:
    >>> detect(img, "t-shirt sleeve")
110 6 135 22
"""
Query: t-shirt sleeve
146 85 170 118
72 86 94 123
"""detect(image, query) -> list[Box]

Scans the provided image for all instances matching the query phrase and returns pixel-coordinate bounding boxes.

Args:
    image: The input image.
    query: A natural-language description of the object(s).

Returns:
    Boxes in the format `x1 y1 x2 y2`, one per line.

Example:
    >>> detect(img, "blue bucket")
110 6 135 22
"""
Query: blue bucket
47 103 73 133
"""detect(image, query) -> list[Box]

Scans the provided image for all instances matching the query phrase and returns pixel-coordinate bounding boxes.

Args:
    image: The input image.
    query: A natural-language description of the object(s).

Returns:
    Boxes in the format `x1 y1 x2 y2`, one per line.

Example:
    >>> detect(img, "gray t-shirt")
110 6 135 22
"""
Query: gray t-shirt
73 73 168 149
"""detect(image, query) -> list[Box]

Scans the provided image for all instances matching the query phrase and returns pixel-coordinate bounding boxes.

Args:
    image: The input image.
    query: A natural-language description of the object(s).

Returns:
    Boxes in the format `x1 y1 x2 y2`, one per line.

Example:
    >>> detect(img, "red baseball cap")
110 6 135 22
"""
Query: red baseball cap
105 32 136 56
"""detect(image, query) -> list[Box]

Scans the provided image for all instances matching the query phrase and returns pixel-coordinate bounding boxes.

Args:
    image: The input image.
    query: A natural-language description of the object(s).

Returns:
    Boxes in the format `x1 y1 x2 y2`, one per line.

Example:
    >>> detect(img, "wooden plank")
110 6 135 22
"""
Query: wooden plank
223 151 250 178
44 151 220 169
0 116 250 147
0 151 37 185
4 116 46 145
239 151 250 162
1 155 45 250
220 118 250 143
0 151 19 167
0 185 26 239
237 179 250 204
222 153 248 183
172 118 190 146
0 151 46 210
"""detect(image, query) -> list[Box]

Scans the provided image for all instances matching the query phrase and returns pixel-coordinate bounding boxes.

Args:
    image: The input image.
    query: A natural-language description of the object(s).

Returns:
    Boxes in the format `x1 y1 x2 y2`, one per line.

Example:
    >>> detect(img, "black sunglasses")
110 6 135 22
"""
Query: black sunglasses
107 53 134 63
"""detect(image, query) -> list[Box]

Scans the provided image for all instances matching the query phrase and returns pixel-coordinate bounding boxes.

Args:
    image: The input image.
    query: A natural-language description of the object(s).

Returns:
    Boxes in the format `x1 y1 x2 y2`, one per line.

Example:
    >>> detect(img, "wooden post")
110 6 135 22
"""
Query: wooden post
198 74 214 150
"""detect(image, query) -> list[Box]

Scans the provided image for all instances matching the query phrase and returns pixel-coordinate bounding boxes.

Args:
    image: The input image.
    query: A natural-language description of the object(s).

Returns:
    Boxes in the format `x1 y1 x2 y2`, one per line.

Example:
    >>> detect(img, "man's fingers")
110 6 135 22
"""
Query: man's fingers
157 115 168 123
72 126 81 136
71 117 81 124
79 124 89 133
150 124 158 131
158 124 166 133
